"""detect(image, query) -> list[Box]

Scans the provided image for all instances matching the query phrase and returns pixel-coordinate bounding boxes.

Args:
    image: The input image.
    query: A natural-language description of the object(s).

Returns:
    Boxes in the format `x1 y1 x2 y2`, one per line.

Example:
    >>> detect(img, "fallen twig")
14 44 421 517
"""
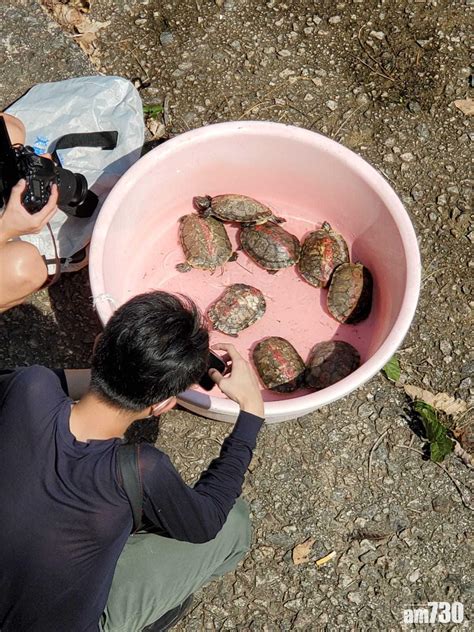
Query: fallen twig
368 428 391 482
394 445 473 512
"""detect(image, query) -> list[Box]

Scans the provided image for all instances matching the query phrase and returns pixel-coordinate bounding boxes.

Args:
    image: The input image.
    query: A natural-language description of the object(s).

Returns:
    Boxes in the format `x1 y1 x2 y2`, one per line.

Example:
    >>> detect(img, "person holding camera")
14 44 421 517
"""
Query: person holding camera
0 113 59 312
0 290 265 631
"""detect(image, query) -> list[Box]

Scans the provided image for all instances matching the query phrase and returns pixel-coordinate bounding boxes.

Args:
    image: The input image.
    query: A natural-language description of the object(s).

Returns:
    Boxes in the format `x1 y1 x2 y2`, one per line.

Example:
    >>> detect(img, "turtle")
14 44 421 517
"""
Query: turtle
305 340 360 390
253 336 306 393
176 213 237 272
193 194 285 225
207 284 266 336
240 223 301 273
298 221 350 288
327 262 373 324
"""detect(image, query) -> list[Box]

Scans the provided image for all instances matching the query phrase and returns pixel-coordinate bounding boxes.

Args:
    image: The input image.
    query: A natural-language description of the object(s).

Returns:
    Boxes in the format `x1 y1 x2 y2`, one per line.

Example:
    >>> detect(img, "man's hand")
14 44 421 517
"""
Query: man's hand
209 343 265 418
0 179 58 244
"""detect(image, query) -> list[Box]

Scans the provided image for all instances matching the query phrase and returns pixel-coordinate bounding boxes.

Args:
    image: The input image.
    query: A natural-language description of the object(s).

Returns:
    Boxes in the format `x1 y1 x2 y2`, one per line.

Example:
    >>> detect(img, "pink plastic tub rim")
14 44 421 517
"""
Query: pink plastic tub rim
90 121 421 423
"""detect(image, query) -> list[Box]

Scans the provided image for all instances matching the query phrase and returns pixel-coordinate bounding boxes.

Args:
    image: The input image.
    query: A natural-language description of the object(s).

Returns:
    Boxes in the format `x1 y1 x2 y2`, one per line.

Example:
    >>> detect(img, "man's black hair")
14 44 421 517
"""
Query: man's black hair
90 291 209 411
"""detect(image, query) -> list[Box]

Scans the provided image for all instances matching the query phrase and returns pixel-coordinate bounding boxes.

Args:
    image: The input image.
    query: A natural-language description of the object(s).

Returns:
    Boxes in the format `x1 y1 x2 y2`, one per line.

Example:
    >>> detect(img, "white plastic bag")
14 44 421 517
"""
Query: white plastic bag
6 75 145 272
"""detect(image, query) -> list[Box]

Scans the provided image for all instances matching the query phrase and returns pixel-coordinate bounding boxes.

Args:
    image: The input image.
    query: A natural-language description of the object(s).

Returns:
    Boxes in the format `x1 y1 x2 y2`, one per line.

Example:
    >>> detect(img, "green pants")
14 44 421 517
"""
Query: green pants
100 499 251 632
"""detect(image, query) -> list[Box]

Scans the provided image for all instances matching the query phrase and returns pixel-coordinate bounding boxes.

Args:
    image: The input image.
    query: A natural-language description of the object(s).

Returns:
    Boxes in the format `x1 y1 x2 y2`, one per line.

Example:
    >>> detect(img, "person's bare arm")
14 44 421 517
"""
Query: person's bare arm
0 113 25 145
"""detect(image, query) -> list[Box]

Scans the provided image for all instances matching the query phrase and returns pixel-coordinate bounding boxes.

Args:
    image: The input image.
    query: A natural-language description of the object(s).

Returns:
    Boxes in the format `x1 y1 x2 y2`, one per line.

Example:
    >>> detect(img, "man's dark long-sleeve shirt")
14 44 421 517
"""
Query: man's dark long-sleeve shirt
0 366 263 632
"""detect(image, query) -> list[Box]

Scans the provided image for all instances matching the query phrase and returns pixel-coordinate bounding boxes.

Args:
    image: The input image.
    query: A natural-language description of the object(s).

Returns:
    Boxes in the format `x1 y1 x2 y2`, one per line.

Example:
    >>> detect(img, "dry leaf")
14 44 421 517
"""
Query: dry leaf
315 550 336 566
146 120 167 139
453 99 474 116
292 537 316 565
75 19 110 36
404 384 467 417
52 4 85 29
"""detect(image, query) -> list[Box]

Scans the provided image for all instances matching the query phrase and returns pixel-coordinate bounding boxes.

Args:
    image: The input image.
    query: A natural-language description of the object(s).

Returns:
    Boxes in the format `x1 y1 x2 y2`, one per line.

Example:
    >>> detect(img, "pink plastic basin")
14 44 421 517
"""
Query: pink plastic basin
90 121 420 423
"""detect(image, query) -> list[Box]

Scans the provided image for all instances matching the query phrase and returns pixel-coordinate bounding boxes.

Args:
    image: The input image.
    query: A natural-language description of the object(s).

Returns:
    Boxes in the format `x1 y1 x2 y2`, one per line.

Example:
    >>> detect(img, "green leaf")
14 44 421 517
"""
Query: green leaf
143 104 163 117
382 356 400 382
414 401 454 463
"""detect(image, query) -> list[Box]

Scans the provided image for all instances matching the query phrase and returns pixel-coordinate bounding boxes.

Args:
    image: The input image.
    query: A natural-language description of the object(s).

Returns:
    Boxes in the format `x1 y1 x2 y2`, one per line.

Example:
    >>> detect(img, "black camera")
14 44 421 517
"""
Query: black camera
0 116 97 217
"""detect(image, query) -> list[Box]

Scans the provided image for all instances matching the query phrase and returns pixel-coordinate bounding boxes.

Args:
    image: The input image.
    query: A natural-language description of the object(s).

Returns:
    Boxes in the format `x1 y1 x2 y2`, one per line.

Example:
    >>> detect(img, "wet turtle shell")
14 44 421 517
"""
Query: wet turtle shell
207 284 266 336
327 263 373 324
298 221 350 288
253 336 305 393
193 194 284 225
176 214 236 272
305 340 360 390
240 223 301 272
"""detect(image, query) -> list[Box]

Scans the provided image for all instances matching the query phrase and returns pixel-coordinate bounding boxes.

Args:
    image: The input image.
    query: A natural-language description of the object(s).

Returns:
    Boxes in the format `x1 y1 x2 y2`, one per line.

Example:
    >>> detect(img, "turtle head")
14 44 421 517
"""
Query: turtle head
193 195 212 214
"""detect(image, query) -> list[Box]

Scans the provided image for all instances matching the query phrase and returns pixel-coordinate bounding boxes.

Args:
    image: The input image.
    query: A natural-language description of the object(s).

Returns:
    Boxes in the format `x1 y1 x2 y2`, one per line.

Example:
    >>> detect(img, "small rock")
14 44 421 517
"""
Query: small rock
370 30 385 40
278 49 292 57
329 16 341 24
439 340 452 355
359 549 380 563
409 569 421 583
304 93 314 101
400 152 414 162
326 100 338 111
160 31 174 46
411 184 423 201
347 591 363 605
437 194 447 205
408 101 421 113
416 123 430 140
432 495 451 514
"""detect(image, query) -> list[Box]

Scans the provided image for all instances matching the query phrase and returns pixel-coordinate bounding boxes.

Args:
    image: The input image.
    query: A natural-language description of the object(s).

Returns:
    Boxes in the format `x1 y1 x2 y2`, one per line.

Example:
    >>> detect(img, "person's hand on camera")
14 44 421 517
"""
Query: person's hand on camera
209 343 264 418
0 179 58 244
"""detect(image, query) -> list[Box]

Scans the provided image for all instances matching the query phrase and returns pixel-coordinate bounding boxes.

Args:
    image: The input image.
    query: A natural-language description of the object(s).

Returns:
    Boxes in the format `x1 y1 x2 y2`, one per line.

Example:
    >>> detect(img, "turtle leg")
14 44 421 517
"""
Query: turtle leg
176 262 192 273
267 269 278 275
228 251 239 262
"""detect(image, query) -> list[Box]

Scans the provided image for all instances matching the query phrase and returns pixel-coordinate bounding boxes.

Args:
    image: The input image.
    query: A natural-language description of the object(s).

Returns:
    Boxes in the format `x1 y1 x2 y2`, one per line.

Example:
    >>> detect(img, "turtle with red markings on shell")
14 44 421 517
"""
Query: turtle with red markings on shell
298 221 350 288
253 336 306 393
240 222 301 273
327 262 373 324
207 284 266 336
176 213 237 272
305 340 360 390
193 194 285 226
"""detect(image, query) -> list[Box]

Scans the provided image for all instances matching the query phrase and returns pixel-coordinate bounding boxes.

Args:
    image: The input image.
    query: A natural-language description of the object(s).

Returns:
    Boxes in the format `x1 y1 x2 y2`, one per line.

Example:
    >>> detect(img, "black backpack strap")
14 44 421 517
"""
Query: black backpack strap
51 130 118 164
116 443 143 533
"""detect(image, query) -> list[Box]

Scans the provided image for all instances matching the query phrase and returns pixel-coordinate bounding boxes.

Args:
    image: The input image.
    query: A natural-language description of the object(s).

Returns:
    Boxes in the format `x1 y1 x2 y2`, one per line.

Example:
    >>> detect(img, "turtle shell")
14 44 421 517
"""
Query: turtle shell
177 214 234 272
305 340 360 390
253 336 305 393
207 284 266 336
298 221 350 287
327 263 373 324
194 194 282 225
240 223 301 271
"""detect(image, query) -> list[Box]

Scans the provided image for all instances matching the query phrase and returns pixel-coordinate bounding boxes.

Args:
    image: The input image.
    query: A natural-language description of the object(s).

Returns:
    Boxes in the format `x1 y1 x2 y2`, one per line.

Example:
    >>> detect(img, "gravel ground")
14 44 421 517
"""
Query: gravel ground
2 0 473 629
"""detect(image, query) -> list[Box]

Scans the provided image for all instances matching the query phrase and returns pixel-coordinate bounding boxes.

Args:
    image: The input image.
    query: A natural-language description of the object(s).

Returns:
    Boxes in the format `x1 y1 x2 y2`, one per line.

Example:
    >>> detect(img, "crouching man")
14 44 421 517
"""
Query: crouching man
0 291 264 631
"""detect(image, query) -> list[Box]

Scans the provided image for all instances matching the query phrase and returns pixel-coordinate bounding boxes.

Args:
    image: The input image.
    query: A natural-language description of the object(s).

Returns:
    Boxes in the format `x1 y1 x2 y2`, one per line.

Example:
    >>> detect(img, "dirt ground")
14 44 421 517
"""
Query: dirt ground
2 0 473 629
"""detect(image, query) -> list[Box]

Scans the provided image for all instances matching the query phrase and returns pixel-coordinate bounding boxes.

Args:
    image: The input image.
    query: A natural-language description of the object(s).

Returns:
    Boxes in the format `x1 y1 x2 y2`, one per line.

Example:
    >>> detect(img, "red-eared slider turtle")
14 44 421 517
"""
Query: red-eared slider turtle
298 221 350 288
193 194 285 225
240 223 301 272
327 262 373 324
207 284 266 336
253 336 305 392
176 214 237 272
305 340 360 390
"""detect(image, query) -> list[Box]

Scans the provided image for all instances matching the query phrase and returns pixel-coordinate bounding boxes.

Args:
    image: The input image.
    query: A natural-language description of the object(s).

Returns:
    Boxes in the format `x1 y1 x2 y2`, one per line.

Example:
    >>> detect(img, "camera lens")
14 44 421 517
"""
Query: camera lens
56 167 88 208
